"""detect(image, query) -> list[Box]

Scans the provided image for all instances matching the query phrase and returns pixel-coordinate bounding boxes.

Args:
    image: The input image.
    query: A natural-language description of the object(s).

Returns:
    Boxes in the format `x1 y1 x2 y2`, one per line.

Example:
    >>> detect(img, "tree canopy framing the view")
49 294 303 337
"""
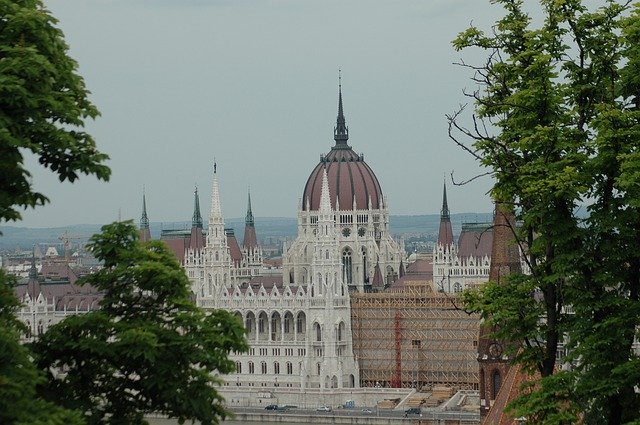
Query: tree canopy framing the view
450 0 640 423
0 0 110 224
33 222 248 425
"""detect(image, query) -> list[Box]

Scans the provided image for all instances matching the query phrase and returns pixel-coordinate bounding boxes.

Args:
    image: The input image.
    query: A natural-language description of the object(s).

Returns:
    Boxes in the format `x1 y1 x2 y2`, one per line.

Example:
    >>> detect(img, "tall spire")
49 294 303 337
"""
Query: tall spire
441 179 450 220
334 70 349 146
243 188 258 250
192 186 203 229
210 160 222 218
437 179 454 246
319 166 332 213
139 189 151 242
140 189 149 230
245 188 254 227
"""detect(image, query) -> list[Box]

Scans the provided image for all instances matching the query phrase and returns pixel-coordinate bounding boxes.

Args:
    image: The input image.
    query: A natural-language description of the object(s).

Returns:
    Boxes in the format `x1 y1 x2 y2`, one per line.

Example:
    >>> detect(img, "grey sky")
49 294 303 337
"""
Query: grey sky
21 0 503 228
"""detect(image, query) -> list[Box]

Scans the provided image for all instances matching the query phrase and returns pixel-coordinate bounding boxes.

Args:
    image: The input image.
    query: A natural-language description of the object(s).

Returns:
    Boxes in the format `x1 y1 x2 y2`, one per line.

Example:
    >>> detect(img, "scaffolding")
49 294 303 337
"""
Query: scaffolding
351 279 480 390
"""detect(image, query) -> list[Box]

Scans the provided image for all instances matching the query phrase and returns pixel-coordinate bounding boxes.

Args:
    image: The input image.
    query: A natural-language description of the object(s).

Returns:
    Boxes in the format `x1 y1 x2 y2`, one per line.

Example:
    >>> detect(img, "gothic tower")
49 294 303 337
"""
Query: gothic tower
478 201 521 417
139 190 151 242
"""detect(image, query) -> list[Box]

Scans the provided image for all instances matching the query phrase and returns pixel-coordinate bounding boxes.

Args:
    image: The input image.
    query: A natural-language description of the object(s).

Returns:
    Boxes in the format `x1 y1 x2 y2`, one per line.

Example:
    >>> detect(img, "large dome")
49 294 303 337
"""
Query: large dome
302 87 383 211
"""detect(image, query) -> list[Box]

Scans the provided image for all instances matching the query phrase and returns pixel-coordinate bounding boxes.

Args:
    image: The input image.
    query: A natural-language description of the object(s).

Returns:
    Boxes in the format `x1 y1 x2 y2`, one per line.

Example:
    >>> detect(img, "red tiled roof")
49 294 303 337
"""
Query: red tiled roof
226 231 243 266
458 223 493 258
189 227 205 251
243 224 258 250
163 237 189 262
406 258 433 274
302 147 383 211
438 218 454 246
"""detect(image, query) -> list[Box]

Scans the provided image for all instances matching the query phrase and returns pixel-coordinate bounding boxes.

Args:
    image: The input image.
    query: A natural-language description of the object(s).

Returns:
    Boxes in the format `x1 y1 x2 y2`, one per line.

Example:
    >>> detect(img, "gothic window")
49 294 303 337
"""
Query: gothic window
274 362 280 374
261 362 267 374
248 361 255 374
358 227 366 237
337 321 345 341
314 322 322 342
236 361 242 374
492 370 501 399
245 312 255 333
326 250 329 260
296 312 306 334
342 248 353 285
286 362 293 374
258 312 266 333
284 312 291 333
316 363 321 375
37 321 43 335
453 282 462 293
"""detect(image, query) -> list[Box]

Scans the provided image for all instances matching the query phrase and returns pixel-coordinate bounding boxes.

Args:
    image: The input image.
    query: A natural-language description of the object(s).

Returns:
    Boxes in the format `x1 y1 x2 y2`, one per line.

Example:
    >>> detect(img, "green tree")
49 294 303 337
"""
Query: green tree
1 1 109 423
450 0 640 423
32 222 248 425
0 0 110 224
0 271 85 425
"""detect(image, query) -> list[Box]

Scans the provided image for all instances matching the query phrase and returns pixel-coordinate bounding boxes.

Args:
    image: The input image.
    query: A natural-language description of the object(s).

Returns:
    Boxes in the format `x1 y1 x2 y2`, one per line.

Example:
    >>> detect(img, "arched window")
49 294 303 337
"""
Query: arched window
248 361 255 374
314 322 322 342
492 370 501 399
284 312 292 333
286 362 293 374
37 321 43 335
316 363 321 375
453 282 463 293
258 312 266 333
342 248 353 285
236 361 242 374
296 312 306 334
261 362 267 374
337 321 345 341
274 362 280 374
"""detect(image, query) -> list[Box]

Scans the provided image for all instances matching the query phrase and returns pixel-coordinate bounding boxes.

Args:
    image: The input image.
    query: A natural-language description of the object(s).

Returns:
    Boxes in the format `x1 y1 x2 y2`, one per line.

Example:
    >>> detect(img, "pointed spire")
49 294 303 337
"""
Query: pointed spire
319 166 332 213
334 70 349 146
441 179 450 220
210 160 222 217
245 188 254 227
140 189 149 230
437 179 454 246
243 188 258 250
139 189 152 242
192 186 203 229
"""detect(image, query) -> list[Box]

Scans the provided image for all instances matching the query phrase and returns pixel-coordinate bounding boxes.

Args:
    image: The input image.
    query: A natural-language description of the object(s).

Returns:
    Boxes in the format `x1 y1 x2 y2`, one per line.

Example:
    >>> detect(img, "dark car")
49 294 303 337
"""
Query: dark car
404 407 422 417
265 404 278 410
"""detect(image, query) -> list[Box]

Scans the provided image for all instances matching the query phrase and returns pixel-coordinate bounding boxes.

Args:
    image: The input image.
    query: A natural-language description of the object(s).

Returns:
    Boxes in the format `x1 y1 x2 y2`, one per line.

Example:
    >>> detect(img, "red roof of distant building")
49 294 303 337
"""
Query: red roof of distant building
458 223 493 258
226 230 243 266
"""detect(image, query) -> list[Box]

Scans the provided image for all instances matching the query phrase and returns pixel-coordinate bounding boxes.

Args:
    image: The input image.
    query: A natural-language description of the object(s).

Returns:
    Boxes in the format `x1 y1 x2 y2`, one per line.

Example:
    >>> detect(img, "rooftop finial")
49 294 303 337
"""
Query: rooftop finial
334 70 349 146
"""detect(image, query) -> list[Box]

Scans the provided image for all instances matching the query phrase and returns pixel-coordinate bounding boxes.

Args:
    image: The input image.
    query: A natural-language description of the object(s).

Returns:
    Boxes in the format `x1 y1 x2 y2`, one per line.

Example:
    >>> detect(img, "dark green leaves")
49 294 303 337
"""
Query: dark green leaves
33 222 248 425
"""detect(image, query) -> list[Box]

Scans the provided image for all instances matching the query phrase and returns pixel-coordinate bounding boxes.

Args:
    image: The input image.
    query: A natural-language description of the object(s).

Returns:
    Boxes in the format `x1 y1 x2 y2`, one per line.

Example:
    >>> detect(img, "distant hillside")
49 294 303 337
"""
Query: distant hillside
0 213 492 251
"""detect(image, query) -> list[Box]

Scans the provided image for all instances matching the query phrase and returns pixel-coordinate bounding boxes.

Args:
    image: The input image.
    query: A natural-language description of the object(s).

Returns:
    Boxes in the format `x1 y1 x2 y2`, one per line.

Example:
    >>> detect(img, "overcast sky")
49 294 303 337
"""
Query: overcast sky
19 0 505 228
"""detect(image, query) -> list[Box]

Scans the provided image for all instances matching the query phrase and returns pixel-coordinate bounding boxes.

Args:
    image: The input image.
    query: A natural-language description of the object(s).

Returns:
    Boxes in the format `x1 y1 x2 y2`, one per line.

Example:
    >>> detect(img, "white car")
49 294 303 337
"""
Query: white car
316 406 332 412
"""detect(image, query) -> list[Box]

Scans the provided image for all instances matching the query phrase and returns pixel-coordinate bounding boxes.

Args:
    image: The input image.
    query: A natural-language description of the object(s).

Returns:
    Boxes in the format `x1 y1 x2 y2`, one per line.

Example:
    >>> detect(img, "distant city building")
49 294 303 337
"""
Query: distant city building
432 182 493 293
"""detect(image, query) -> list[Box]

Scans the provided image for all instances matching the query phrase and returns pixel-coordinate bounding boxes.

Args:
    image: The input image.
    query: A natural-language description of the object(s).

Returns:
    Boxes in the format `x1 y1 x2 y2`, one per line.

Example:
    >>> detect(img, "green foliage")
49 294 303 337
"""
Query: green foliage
32 222 248 425
0 271 84 425
451 0 640 423
0 0 110 224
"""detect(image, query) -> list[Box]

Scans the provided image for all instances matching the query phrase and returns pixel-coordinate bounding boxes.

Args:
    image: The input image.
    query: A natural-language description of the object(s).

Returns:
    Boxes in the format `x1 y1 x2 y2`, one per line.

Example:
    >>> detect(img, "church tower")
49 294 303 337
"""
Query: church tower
478 201 521 417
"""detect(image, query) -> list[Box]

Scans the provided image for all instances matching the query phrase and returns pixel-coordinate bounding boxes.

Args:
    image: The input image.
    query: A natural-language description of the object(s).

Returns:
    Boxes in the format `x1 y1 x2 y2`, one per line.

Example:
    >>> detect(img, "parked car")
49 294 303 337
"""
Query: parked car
265 404 278 410
361 408 373 414
404 407 422 417
316 405 332 412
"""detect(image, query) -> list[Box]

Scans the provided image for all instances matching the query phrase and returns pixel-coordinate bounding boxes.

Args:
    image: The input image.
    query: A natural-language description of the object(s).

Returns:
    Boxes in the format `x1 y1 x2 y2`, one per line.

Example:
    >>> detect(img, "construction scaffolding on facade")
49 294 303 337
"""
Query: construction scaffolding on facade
351 279 480 391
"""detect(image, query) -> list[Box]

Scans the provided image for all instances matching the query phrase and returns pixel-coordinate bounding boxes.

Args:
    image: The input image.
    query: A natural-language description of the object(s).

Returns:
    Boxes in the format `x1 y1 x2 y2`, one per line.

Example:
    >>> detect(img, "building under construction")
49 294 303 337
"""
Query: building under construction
351 272 480 391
